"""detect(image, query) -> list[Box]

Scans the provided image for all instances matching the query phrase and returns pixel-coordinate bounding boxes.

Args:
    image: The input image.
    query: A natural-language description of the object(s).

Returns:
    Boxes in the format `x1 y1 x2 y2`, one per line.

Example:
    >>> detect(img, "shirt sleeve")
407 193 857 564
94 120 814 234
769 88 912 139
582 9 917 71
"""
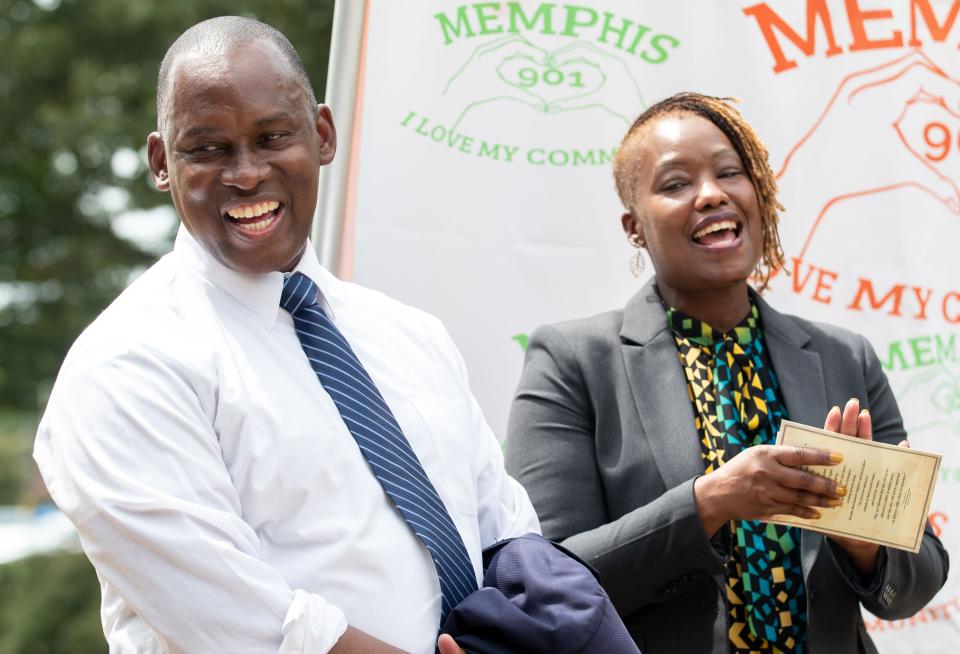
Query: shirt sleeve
437 322 541 545
470 388 542 544
34 342 348 653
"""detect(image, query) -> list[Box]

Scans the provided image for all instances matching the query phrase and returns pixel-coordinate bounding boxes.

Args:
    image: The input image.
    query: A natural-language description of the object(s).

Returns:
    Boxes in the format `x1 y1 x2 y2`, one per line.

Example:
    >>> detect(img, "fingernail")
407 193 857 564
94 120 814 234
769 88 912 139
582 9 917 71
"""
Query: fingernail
860 408 870 416
831 405 840 414
829 452 844 463
827 499 843 508
808 509 822 519
836 485 847 497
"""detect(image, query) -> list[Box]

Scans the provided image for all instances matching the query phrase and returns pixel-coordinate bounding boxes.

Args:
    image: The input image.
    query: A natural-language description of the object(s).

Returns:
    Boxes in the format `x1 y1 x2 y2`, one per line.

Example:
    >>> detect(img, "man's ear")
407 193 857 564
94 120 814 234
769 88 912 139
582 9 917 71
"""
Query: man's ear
621 211 645 246
314 104 337 166
147 132 170 192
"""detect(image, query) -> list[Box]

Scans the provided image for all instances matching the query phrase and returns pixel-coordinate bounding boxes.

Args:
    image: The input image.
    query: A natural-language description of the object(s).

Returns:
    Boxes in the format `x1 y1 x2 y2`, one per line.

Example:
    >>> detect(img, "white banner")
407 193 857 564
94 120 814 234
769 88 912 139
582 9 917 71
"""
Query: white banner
334 1 960 650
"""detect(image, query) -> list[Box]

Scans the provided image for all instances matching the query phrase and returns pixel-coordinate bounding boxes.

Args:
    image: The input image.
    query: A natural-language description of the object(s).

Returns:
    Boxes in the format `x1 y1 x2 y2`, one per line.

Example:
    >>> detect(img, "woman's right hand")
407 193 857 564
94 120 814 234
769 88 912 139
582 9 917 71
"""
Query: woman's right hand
693 443 846 536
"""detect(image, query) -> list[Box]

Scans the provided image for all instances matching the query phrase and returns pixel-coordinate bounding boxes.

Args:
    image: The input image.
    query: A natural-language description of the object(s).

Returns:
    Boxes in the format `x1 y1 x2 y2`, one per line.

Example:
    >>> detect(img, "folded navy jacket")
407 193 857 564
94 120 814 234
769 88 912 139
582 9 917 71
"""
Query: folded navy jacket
441 533 640 654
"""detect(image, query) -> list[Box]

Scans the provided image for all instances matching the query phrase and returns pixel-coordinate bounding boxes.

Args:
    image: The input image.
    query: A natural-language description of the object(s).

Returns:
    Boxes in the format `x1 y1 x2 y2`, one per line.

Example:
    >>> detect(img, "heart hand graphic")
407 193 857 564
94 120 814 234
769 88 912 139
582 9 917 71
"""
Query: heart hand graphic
777 51 960 259
496 49 606 110
442 36 644 130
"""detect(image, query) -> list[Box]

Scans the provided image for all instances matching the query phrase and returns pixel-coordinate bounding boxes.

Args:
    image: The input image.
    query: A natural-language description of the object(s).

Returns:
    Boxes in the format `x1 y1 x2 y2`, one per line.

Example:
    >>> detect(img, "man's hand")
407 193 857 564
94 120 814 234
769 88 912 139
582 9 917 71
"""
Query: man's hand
329 626 407 653
694 442 846 537
821 398 907 577
438 633 466 654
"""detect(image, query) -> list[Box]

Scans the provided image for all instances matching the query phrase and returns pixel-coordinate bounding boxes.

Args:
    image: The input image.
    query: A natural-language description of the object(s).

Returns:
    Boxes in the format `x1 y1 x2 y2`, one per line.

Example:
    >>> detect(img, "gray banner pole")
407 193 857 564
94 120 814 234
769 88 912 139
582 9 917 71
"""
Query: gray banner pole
312 0 368 272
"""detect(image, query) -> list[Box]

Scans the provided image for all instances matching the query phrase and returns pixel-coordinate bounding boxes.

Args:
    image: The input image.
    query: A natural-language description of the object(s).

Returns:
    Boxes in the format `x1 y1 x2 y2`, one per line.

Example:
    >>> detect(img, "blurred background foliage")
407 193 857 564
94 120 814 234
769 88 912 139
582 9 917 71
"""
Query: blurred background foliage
0 553 103 653
0 0 335 650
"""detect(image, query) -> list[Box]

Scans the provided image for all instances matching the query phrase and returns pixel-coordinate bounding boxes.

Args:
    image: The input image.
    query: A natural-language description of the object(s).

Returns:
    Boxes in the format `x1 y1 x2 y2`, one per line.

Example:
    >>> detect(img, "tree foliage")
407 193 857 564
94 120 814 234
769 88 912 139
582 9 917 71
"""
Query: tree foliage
0 552 104 654
0 2 335 650
0 0 335 415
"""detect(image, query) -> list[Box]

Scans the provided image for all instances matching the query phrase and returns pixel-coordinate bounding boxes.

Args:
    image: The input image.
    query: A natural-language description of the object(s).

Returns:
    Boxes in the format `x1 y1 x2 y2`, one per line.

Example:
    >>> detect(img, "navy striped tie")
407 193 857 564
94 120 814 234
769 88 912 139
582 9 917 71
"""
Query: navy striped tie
280 272 477 625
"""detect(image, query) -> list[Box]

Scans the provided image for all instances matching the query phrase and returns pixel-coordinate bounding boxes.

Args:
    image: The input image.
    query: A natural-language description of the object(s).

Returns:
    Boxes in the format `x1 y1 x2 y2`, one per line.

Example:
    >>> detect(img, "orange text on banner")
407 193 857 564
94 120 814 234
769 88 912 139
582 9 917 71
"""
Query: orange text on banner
743 0 960 73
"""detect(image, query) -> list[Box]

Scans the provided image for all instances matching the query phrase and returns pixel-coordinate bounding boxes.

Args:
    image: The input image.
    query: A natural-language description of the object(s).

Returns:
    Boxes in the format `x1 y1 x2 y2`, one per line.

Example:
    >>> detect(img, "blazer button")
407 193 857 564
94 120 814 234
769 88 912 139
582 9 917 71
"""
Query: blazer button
808 588 818 606
881 585 897 606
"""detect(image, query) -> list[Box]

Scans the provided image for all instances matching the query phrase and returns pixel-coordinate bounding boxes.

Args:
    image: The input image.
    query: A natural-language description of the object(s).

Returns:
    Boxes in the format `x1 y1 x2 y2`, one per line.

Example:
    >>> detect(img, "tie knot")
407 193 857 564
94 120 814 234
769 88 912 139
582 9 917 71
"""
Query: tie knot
280 271 320 316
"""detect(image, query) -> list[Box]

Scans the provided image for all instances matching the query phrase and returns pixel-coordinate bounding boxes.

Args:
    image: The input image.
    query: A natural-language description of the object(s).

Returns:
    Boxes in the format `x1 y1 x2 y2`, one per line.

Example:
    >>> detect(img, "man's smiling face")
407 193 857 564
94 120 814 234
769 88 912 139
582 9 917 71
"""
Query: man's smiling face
148 39 335 274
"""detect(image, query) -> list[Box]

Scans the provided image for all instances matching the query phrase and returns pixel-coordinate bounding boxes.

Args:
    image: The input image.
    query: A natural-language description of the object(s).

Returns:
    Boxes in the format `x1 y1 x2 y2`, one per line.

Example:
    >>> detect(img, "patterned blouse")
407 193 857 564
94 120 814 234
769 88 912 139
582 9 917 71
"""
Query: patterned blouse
666 301 808 653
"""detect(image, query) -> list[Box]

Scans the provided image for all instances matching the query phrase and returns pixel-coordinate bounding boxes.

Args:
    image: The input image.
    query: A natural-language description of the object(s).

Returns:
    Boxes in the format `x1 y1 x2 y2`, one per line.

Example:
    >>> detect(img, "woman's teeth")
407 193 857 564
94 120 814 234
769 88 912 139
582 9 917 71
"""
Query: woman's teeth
693 220 737 240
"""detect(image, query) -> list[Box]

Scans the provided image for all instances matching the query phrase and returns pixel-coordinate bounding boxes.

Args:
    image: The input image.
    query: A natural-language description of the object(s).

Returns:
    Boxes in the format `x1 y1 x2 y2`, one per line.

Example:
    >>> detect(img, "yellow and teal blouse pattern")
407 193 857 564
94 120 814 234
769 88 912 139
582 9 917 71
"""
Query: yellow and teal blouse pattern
666 302 807 653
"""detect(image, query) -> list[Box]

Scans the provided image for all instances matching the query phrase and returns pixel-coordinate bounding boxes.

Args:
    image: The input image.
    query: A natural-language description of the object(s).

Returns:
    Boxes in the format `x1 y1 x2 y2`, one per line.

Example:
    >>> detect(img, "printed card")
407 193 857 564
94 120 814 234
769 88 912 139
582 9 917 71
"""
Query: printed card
769 420 941 553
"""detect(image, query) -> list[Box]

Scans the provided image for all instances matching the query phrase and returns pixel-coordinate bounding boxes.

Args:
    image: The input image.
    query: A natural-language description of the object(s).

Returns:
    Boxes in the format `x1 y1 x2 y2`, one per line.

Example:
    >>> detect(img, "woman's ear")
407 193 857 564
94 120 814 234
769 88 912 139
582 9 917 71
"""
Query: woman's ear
621 211 645 247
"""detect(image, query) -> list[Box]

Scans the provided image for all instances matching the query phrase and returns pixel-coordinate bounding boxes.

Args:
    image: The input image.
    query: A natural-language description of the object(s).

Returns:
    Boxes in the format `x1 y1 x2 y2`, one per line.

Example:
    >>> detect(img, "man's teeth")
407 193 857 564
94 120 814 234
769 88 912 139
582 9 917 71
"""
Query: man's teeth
226 200 280 220
244 215 276 232
693 220 737 239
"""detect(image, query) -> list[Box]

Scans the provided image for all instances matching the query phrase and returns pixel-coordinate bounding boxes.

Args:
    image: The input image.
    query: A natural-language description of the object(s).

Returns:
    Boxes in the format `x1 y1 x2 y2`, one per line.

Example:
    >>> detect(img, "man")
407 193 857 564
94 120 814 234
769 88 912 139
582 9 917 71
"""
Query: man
34 17 539 653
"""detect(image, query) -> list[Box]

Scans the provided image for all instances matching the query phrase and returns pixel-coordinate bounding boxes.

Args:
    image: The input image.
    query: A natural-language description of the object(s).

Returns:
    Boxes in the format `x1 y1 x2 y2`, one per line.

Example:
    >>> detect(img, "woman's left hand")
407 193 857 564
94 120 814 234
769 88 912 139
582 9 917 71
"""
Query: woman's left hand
822 398 909 576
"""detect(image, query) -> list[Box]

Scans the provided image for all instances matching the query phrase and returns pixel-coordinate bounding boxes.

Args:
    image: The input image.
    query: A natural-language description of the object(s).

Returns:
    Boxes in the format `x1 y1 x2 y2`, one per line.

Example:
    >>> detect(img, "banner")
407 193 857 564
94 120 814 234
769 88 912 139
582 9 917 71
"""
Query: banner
331 1 960 649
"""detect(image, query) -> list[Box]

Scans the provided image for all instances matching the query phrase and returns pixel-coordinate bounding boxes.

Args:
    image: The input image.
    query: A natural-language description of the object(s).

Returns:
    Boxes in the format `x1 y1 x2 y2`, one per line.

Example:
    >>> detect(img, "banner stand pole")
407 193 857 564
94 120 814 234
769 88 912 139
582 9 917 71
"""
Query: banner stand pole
313 0 368 275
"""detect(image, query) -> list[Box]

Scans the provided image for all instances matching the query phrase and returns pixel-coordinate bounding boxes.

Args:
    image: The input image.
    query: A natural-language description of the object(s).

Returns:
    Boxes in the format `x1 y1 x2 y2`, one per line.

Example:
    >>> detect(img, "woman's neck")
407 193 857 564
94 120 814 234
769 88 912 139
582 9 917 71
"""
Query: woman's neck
658 282 752 332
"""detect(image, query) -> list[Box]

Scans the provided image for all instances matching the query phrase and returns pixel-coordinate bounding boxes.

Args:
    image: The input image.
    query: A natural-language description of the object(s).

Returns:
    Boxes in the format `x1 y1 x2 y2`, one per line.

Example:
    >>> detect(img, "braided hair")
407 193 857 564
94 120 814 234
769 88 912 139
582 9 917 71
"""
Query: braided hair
613 92 785 292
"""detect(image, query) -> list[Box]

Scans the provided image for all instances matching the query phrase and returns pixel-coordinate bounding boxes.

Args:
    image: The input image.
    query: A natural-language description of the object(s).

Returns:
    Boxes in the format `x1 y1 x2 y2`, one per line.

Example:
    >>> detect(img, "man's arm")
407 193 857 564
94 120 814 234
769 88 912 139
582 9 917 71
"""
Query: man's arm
436 320 540 544
330 628 407 653
34 342 365 652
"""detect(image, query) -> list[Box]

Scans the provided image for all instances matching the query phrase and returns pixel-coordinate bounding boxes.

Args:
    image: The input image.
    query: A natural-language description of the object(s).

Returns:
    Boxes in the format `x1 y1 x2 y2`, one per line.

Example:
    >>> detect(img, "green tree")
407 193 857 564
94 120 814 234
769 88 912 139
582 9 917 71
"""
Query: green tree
0 553 105 654
0 0 335 417
0 2 335 650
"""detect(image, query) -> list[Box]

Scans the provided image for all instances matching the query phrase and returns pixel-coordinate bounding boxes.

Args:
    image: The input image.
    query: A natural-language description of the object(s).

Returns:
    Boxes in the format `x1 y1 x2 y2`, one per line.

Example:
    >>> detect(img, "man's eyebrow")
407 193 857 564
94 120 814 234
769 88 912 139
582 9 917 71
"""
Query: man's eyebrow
254 112 295 127
180 126 221 140
176 113 296 140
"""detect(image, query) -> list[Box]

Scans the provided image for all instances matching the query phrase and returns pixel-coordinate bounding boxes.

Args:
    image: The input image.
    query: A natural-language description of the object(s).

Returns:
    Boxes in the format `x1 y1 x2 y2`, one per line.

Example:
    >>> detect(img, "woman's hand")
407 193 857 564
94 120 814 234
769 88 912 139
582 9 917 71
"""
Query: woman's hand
822 398 907 577
693 442 846 537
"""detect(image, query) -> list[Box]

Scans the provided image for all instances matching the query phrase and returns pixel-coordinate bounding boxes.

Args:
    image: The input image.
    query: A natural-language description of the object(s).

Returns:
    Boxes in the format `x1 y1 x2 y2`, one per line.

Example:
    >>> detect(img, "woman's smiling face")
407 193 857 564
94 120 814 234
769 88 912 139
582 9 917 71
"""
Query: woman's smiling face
621 113 763 304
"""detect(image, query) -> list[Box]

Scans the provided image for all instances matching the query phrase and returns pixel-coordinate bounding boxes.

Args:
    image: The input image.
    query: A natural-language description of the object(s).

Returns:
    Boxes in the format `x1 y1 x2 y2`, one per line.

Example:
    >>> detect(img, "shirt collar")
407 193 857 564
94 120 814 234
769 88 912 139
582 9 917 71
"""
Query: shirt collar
663 297 761 347
173 225 337 325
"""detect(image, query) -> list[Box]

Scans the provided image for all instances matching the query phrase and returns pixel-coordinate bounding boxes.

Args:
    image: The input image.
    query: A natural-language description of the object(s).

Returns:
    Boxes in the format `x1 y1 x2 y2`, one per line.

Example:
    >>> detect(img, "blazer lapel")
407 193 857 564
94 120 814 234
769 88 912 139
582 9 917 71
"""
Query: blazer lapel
754 294 828 441
620 279 704 490
754 293 829 577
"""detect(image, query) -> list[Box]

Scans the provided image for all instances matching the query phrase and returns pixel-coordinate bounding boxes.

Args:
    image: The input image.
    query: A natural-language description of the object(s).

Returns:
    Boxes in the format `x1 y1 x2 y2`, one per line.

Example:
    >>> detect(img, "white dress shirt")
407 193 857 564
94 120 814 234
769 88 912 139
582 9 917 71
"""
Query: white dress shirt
34 227 540 654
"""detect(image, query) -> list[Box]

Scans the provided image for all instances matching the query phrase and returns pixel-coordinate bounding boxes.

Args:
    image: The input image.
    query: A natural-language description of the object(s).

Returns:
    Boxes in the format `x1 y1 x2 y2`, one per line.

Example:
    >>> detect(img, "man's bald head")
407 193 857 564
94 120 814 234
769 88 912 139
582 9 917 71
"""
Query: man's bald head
156 16 317 134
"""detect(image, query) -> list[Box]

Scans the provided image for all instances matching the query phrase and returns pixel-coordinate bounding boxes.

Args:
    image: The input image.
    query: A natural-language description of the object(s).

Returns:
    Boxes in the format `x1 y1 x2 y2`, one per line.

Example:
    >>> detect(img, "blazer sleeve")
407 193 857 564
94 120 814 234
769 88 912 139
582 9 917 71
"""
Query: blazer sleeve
505 324 729 615
827 333 949 619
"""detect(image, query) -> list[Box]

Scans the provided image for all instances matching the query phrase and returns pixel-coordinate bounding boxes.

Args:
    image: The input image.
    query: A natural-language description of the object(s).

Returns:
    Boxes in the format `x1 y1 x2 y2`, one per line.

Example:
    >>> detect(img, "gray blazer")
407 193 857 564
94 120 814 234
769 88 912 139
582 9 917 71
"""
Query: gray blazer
505 279 948 653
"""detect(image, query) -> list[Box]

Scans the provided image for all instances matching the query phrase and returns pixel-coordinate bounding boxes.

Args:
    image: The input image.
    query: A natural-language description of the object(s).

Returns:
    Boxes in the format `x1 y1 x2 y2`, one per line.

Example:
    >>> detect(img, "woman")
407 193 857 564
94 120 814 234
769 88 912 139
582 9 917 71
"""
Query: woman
504 93 948 653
